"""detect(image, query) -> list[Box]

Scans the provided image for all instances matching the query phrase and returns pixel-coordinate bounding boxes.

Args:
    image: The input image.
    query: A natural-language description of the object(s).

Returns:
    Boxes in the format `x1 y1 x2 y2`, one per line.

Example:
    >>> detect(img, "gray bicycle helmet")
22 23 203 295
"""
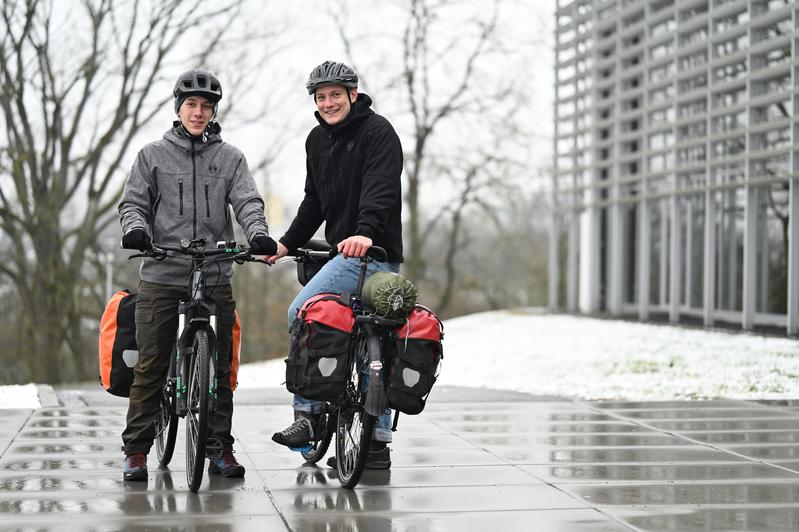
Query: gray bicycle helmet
173 68 223 113
305 61 358 94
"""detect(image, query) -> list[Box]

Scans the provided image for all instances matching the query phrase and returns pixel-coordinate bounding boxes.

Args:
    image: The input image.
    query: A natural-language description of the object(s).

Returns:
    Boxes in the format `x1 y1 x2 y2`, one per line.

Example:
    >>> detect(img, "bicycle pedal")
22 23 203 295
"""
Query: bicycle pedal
288 445 313 453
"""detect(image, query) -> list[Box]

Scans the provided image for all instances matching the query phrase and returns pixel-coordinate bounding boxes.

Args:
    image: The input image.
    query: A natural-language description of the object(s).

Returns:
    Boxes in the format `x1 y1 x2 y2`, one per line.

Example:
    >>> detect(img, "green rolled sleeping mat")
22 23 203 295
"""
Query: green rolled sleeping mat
362 271 418 318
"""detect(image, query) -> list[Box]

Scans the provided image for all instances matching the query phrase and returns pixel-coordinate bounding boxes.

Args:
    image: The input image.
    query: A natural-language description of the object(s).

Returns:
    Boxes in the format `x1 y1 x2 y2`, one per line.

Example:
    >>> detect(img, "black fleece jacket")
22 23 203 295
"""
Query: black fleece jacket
280 93 404 263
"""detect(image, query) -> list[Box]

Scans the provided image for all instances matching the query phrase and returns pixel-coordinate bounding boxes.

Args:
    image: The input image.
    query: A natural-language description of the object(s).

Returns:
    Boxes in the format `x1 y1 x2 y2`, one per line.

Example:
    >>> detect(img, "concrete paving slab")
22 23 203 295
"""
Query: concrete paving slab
2 387 799 530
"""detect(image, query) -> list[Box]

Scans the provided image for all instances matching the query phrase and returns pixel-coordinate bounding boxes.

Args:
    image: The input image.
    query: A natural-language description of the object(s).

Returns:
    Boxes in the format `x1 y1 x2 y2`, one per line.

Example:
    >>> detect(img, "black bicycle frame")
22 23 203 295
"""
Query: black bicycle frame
175 262 218 417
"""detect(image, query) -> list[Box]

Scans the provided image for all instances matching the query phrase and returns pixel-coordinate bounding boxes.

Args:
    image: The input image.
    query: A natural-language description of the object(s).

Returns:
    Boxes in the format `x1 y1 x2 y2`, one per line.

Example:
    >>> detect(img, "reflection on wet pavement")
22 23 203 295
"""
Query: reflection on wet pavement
2 396 799 530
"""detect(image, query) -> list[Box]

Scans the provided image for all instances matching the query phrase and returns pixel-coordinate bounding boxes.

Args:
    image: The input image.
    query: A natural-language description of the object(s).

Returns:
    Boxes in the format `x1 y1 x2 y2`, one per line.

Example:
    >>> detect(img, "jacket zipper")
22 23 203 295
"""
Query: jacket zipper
191 143 197 238
205 183 210 217
178 180 184 215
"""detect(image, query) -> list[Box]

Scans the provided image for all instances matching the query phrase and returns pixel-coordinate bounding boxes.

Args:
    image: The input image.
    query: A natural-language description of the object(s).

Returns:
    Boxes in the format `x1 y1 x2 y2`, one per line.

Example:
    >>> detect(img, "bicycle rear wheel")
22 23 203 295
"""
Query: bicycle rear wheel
301 407 334 464
155 351 178 466
335 337 377 488
186 329 211 492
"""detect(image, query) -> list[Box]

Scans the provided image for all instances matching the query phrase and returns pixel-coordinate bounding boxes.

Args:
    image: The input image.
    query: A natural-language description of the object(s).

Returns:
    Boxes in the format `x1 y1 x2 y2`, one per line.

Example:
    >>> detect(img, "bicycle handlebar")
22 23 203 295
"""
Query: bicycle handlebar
288 245 388 264
128 240 268 265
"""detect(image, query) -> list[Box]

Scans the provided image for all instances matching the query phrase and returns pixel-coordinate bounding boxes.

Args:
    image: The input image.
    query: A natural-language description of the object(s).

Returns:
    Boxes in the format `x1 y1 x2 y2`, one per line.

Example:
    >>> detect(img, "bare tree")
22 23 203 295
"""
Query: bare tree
330 0 547 289
0 0 257 383
331 0 547 314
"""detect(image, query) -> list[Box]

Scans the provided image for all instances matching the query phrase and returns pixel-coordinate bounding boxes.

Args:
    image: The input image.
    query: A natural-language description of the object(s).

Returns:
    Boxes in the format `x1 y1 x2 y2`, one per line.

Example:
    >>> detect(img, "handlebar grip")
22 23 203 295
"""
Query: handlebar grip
366 246 388 262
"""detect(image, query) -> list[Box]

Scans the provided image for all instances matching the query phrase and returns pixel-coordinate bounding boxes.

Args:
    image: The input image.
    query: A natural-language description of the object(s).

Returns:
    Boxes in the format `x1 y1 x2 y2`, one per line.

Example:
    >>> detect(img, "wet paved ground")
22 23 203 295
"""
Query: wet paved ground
1 386 799 531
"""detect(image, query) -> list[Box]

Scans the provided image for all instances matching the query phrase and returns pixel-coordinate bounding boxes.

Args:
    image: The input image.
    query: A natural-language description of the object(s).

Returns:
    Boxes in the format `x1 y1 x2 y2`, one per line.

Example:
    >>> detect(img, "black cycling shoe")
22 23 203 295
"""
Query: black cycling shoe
272 415 318 448
326 441 391 470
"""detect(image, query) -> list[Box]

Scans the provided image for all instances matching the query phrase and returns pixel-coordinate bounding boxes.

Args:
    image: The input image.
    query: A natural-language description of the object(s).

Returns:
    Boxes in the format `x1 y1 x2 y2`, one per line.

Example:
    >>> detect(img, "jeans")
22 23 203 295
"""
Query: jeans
288 254 400 443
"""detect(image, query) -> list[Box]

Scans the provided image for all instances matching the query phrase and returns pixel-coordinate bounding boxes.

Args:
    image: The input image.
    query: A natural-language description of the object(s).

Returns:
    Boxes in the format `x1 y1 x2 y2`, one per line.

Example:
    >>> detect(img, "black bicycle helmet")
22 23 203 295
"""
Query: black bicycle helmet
173 68 223 112
305 61 358 94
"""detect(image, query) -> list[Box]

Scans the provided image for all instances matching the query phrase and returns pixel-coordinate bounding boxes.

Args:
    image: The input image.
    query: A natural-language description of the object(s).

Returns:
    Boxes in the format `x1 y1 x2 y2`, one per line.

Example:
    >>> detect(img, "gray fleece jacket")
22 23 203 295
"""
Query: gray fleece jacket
119 126 269 286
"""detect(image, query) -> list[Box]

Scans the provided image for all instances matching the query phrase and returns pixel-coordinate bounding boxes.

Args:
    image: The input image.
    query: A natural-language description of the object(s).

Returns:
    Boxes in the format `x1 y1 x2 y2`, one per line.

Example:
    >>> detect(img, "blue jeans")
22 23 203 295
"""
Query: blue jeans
289 254 400 443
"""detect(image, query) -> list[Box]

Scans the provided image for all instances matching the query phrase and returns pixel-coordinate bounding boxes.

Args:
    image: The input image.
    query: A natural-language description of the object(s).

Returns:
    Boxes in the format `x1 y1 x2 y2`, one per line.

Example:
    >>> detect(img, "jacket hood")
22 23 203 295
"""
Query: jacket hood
314 93 374 134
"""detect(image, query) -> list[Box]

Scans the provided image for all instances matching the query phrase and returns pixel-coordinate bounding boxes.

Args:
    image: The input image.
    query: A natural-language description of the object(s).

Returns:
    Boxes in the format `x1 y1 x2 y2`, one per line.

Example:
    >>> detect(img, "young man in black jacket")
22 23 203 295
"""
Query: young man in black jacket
266 61 403 468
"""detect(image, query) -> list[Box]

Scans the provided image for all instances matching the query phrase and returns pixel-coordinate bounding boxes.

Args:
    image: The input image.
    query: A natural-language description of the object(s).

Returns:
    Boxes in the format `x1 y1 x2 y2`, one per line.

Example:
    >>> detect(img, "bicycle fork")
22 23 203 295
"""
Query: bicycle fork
175 309 219 417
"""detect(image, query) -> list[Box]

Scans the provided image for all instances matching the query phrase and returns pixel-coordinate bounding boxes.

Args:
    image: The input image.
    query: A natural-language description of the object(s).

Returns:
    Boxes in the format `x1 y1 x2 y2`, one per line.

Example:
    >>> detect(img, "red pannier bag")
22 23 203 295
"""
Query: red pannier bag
285 293 355 401
387 305 444 414
99 290 243 396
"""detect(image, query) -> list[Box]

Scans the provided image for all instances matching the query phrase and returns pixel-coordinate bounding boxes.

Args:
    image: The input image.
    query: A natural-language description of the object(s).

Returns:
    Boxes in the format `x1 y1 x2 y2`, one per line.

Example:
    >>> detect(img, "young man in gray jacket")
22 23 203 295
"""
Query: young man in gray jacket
118 68 277 481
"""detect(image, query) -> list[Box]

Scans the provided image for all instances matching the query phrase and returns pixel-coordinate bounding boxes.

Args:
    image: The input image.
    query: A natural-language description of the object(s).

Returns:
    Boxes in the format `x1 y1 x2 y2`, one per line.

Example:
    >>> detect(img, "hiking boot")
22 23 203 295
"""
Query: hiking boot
207 447 246 478
326 441 391 470
122 453 148 481
272 414 318 449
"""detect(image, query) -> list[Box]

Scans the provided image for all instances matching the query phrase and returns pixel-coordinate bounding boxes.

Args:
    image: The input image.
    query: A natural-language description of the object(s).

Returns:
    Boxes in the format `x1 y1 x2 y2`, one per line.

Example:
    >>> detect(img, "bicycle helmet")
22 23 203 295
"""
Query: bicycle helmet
305 61 358 94
173 68 223 113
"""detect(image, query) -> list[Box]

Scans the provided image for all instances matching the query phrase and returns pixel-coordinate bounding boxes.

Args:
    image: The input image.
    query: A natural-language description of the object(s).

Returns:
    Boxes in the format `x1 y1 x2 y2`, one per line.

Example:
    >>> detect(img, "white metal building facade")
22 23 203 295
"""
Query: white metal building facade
550 0 799 334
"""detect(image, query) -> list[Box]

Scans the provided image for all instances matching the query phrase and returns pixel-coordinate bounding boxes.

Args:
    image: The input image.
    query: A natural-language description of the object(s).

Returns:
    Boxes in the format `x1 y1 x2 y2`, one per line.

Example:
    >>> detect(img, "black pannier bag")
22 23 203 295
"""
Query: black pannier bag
387 305 444 414
98 290 138 397
285 293 355 401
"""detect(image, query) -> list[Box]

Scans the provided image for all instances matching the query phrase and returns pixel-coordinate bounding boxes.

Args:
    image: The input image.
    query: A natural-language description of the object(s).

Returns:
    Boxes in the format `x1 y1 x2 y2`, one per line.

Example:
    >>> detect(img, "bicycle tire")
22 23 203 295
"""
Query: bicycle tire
155 355 178 466
186 329 211 492
335 336 377 488
301 409 334 464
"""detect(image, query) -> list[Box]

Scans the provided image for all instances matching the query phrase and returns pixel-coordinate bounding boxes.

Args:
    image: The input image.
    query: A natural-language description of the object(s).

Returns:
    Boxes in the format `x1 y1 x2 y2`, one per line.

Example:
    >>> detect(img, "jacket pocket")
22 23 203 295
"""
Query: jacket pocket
178 179 184 215
205 182 211 218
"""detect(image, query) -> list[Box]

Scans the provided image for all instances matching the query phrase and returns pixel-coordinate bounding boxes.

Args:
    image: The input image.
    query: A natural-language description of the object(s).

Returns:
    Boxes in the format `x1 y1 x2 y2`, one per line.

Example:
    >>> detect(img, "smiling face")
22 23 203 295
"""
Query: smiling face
314 84 357 126
178 95 214 136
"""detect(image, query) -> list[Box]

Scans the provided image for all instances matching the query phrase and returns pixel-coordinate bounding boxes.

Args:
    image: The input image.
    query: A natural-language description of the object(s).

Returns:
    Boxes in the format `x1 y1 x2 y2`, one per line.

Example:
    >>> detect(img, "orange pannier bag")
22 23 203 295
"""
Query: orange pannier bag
99 290 242 396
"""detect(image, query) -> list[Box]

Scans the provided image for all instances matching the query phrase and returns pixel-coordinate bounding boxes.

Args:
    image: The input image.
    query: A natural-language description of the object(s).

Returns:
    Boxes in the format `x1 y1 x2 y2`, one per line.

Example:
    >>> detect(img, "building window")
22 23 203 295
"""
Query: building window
712 137 745 158
678 98 706 118
649 85 674 105
712 87 746 108
714 33 749 57
714 11 749 34
751 127 791 152
679 27 707 47
711 110 746 133
651 41 674 60
649 63 674 82
649 106 676 124
679 50 706 70
755 182 789 314
715 188 745 312
649 131 674 150
713 60 747 82
751 99 792 124
678 73 707 92
681 193 705 309
677 121 706 141
752 17 792 44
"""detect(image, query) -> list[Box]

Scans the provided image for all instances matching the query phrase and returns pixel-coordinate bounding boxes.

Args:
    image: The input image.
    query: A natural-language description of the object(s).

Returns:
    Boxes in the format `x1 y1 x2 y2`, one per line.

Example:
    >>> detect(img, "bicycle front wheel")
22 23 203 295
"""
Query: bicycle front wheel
335 337 377 488
155 353 178 466
186 329 211 492
301 408 334 464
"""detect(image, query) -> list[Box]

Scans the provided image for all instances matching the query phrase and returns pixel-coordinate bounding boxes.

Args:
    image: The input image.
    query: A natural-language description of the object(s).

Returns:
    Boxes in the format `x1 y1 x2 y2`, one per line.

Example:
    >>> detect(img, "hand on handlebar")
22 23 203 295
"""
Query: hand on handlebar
338 235 373 258
121 228 151 251
264 241 289 265
248 234 278 256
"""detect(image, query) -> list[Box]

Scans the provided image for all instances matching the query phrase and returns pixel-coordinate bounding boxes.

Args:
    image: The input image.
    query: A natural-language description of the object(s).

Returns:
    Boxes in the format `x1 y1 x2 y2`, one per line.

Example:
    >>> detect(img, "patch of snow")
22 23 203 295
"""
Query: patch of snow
0 384 42 409
237 310 799 401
